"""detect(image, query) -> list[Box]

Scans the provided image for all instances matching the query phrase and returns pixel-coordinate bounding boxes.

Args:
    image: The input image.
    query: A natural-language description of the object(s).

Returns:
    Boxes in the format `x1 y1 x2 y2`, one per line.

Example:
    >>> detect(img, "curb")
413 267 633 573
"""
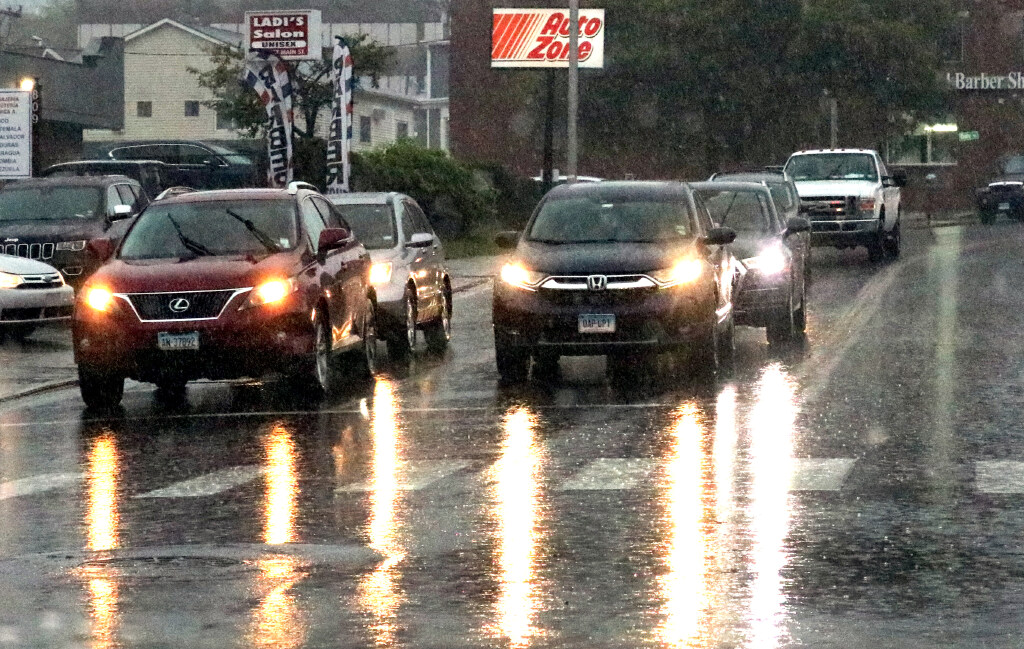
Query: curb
0 378 78 405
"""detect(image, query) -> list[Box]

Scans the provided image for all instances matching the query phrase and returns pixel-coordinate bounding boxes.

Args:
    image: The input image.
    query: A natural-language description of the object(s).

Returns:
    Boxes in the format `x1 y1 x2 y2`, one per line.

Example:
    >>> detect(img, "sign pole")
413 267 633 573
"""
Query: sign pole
543 69 555 193
567 0 579 183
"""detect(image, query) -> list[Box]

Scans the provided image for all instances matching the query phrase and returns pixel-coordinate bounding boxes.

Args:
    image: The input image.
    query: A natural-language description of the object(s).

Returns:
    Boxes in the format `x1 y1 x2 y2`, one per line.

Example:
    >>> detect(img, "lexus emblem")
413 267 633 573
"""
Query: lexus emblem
169 298 191 313
587 275 608 291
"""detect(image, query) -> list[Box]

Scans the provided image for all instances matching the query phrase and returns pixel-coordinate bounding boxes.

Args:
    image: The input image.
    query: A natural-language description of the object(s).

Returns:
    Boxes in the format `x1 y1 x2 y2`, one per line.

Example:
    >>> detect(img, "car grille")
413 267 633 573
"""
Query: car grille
800 196 855 220
2 243 54 260
125 290 239 321
15 273 63 289
0 305 73 321
538 275 657 306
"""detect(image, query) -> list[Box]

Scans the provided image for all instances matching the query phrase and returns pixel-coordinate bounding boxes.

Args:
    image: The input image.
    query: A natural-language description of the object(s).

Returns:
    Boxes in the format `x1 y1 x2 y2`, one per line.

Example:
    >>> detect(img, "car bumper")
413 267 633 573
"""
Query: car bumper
808 218 880 247
0 285 75 324
492 281 719 355
735 274 789 326
978 193 1024 213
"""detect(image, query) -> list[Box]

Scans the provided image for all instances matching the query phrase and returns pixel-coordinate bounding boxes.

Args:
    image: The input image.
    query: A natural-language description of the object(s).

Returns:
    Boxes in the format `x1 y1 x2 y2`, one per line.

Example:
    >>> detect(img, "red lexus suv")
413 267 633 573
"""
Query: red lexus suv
73 184 378 409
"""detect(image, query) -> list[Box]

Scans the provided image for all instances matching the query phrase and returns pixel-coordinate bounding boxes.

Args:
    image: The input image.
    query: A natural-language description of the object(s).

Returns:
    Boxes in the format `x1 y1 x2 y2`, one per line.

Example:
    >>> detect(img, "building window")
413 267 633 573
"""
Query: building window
216 111 237 130
887 122 959 166
396 121 409 139
360 115 372 143
136 101 152 118
184 101 200 117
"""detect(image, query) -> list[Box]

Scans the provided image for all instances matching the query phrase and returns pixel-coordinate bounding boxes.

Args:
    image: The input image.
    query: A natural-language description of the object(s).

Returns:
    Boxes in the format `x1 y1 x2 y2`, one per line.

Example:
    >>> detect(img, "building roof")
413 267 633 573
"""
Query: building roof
124 18 240 46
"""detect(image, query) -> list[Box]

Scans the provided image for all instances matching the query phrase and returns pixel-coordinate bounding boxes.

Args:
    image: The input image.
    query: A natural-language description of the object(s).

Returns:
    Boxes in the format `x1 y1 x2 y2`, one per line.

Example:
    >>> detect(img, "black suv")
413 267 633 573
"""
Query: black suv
977 154 1024 224
90 141 255 189
492 181 738 383
41 160 173 198
0 176 147 287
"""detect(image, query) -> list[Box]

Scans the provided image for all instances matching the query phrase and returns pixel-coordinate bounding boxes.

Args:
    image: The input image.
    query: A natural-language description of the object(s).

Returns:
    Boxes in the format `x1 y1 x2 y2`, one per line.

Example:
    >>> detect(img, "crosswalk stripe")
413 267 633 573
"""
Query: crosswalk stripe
135 466 267 498
335 460 471 493
976 460 1024 494
790 458 856 491
558 458 658 491
0 473 82 501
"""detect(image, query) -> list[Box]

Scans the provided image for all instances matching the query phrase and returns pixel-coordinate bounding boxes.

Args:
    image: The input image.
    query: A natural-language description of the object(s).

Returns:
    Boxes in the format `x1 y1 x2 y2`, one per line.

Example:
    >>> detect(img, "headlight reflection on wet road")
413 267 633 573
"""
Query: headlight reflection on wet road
79 564 119 649
86 431 120 552
264 424 299 546
250 556 307 649
491 405 545 647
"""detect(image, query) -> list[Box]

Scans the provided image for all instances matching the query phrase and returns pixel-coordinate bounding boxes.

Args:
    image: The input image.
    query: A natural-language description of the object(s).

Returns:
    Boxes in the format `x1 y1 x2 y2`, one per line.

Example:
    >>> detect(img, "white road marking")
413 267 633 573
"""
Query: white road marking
790 458 856 491
558 458 658 491
976 461 1024 494
335 459 471 493
0 473 82 501
135 465 267 498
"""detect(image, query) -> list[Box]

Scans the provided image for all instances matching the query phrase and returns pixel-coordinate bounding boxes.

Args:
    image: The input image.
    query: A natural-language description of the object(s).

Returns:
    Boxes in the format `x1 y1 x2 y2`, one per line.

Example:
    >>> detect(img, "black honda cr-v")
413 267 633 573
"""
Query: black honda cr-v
492 181 738 383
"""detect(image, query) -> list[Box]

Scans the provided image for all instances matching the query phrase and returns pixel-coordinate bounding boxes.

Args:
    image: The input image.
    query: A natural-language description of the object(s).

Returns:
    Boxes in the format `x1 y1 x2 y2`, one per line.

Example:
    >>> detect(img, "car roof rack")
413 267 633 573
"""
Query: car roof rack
287 181 319 195
154 186 197 201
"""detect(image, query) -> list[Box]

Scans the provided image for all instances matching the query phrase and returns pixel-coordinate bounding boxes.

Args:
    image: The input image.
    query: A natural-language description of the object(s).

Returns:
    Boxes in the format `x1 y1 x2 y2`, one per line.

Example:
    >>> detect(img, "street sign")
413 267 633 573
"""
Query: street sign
491 8 605 68
959 130 980 141
245 10 322 61
0 90 31 179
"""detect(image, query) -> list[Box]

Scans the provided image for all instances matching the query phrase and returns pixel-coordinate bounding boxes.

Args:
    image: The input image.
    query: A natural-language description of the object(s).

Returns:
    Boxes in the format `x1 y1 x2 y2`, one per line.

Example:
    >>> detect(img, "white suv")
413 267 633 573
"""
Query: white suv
784 149 905 261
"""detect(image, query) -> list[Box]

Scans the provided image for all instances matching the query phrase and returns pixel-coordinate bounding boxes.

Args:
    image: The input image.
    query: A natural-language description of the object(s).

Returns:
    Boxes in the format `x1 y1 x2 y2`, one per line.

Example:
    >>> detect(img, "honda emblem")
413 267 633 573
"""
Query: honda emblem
587 275 608 291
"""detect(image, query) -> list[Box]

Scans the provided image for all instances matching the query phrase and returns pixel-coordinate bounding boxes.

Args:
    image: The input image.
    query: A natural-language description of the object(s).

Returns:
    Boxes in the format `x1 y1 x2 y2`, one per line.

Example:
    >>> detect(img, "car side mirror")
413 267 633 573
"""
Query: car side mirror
109 204 133 221
703 227 736 246
406 232 434 248
318 227 353 256
495 231 520 250
892 169 908 187
785 217 811 236
87 238 115 263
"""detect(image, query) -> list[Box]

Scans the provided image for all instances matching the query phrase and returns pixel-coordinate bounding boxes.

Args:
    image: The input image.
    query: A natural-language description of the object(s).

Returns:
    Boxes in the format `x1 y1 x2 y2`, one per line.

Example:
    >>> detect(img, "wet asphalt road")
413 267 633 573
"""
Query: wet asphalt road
3 222 1024 648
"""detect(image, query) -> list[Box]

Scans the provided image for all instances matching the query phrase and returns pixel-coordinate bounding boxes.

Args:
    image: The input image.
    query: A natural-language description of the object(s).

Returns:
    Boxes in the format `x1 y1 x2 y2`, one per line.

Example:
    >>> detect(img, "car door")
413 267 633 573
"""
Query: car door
877 157 899 229
178 144 222 189
399 198 437 319
312 196 369 345
299 197 348 348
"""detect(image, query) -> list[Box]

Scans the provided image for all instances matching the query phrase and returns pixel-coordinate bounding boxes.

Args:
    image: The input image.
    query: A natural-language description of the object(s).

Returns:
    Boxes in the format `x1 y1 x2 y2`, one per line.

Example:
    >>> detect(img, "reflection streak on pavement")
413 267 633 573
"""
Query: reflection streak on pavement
358 378 407 646
659 402 710 647
250 556 306 649
83 566 119 649
492 406 544 647
86 431 119 552
747 364 798 647
264 424 299 545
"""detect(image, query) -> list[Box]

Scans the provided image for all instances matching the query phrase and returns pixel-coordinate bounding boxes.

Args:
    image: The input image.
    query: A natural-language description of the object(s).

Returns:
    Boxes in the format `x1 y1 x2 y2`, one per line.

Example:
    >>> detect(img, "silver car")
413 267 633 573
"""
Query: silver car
0 254 74 340
329 192 451 360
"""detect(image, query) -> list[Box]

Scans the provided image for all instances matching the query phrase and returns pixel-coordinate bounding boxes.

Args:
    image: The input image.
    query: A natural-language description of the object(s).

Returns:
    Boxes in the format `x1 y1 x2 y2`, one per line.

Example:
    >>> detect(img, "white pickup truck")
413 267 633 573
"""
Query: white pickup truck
783 149 906 261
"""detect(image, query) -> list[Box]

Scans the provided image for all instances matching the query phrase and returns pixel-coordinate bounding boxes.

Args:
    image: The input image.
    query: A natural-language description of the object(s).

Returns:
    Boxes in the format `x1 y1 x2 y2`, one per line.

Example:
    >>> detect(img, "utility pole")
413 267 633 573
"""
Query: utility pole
542 69 555 193
0 5 23 50
829 97 838 148
566 0 579 183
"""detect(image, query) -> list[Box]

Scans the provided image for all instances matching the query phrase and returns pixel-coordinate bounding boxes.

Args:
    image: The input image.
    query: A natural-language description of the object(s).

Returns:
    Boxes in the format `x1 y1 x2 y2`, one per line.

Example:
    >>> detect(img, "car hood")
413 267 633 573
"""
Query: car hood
794 179 879 198
0 219 105 241
729 232 783 262
90 252 301 293
0 254 62 275
515 239 700 275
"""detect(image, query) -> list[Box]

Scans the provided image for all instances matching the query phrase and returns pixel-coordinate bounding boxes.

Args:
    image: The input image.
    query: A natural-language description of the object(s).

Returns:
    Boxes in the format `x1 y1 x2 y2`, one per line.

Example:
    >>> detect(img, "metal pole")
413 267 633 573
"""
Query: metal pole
567 0 579 183
543 69 555 193
829 98 838 149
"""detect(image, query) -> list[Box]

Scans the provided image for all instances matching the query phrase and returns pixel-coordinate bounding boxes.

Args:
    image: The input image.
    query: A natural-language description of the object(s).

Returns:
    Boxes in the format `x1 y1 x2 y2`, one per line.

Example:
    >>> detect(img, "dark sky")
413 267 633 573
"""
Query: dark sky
73 0 444 23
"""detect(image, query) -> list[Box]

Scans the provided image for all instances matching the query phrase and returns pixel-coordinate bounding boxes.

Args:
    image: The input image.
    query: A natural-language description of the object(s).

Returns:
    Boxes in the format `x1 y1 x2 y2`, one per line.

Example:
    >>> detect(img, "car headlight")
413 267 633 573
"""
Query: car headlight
500 263 545 290
742 247 789 275
649 259 703 288
369 262 393 286
84 286 114 312
246 277 299 308
0 272 24 290
55 240 87 252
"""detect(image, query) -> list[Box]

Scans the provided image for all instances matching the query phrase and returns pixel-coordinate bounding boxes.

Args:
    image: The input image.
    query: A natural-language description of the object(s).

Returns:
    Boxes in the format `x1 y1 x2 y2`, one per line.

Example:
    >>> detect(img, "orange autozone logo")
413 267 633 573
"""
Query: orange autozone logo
492 8 605 68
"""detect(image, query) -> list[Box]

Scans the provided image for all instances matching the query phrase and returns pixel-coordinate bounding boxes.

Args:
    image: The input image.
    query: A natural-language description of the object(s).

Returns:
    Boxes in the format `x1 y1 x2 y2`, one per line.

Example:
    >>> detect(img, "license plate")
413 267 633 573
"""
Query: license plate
157 331 199 351
999 202 1011 211
578 314 615 334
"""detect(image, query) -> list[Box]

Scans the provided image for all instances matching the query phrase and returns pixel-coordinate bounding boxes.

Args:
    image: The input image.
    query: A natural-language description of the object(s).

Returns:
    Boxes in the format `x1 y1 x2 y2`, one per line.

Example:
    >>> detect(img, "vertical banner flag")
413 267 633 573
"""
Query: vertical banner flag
241 51 294 187
326 36 354 194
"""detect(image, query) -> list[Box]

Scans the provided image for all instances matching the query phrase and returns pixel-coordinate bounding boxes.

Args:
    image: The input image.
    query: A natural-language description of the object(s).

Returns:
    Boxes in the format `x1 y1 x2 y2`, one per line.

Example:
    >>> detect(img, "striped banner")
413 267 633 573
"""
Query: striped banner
240 50 294 187
325 36 353 194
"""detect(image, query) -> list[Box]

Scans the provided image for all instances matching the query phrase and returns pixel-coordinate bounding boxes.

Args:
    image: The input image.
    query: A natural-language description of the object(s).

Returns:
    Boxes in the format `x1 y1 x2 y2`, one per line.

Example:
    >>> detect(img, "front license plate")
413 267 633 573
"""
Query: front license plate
999 202 1011 211
157 331 199 351
578 314 615 334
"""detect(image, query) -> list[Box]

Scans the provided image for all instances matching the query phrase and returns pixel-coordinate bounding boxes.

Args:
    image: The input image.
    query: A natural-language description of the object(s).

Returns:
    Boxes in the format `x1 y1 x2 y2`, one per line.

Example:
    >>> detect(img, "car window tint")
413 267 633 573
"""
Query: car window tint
400 202 417 241
337 203 397 250
106 185 124 210
180 145 213 165
691 195 714 232
406 201 434 234
300 198 327 253
529 196 693 243
768 184 794 211
311 197 343 228
115 185 135 207
696 190 772 232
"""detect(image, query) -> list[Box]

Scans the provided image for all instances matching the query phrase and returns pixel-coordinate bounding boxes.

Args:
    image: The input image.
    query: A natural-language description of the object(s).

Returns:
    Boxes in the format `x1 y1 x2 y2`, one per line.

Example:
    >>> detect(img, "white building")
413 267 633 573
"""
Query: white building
82 19 449 151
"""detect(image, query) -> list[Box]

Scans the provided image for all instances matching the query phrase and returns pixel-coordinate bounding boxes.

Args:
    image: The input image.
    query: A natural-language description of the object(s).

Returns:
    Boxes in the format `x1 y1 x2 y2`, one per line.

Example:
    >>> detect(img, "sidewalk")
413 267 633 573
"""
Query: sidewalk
0 326 78 402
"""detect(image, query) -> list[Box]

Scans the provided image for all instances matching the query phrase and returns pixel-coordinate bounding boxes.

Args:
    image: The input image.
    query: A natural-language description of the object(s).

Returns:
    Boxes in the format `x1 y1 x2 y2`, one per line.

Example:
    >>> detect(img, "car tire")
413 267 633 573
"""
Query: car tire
687 324 719 380
980 210 996 225
79 364 124 410
792 272 808 335
424 286 452 354
350 298 379 382
386 287 416 362
717 315 735 372
495 335 529 384
766 289 796 345
884 218 901 258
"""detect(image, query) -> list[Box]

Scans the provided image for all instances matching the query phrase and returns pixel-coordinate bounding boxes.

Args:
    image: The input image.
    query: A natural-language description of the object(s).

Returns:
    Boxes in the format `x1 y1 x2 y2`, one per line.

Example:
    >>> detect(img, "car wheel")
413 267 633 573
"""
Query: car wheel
386 287 416 362
686 323 719 381
495 335 529 384
884 218 901 258
766 288 796 345
792 272 808 335
351 299 379 381
424 286 452 354
716 315 735 372
79 364 124 410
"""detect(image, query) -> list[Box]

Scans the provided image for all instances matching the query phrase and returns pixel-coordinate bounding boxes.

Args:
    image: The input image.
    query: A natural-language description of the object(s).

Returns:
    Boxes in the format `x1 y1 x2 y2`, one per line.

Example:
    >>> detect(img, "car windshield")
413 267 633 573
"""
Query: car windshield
697 189 773 232
335 203 397 250
1003 156 1024 174
0 186 102 221
528 195 692 243
119 199 297 259
786 153 879 181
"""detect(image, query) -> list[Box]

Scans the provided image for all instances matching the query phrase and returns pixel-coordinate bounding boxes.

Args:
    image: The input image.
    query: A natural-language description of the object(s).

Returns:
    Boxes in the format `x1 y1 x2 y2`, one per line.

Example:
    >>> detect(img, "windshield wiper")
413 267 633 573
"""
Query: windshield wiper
225 208 281 253
165 214 213 257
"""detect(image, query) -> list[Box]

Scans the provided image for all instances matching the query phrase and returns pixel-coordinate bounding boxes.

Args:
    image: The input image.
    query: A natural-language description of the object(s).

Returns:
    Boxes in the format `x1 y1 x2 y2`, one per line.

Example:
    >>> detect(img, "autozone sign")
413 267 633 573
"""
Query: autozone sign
492 8 605 68
245 9 322 61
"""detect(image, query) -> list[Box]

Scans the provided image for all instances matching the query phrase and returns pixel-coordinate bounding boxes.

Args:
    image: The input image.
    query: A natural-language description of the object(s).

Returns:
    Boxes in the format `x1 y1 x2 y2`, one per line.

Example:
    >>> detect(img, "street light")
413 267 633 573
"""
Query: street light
19 77 35 92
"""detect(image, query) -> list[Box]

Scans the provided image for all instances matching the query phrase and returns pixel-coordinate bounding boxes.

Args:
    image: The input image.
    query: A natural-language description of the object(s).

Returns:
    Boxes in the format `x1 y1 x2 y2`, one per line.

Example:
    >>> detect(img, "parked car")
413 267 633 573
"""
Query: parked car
976 154 1024 224
0 254 74 340
784 148 905 261
692 181 811 344
40 160 173 198
492 181 737 383
73 183 377 409
90 140 255 189
0 176 146 287
328 192 451 361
